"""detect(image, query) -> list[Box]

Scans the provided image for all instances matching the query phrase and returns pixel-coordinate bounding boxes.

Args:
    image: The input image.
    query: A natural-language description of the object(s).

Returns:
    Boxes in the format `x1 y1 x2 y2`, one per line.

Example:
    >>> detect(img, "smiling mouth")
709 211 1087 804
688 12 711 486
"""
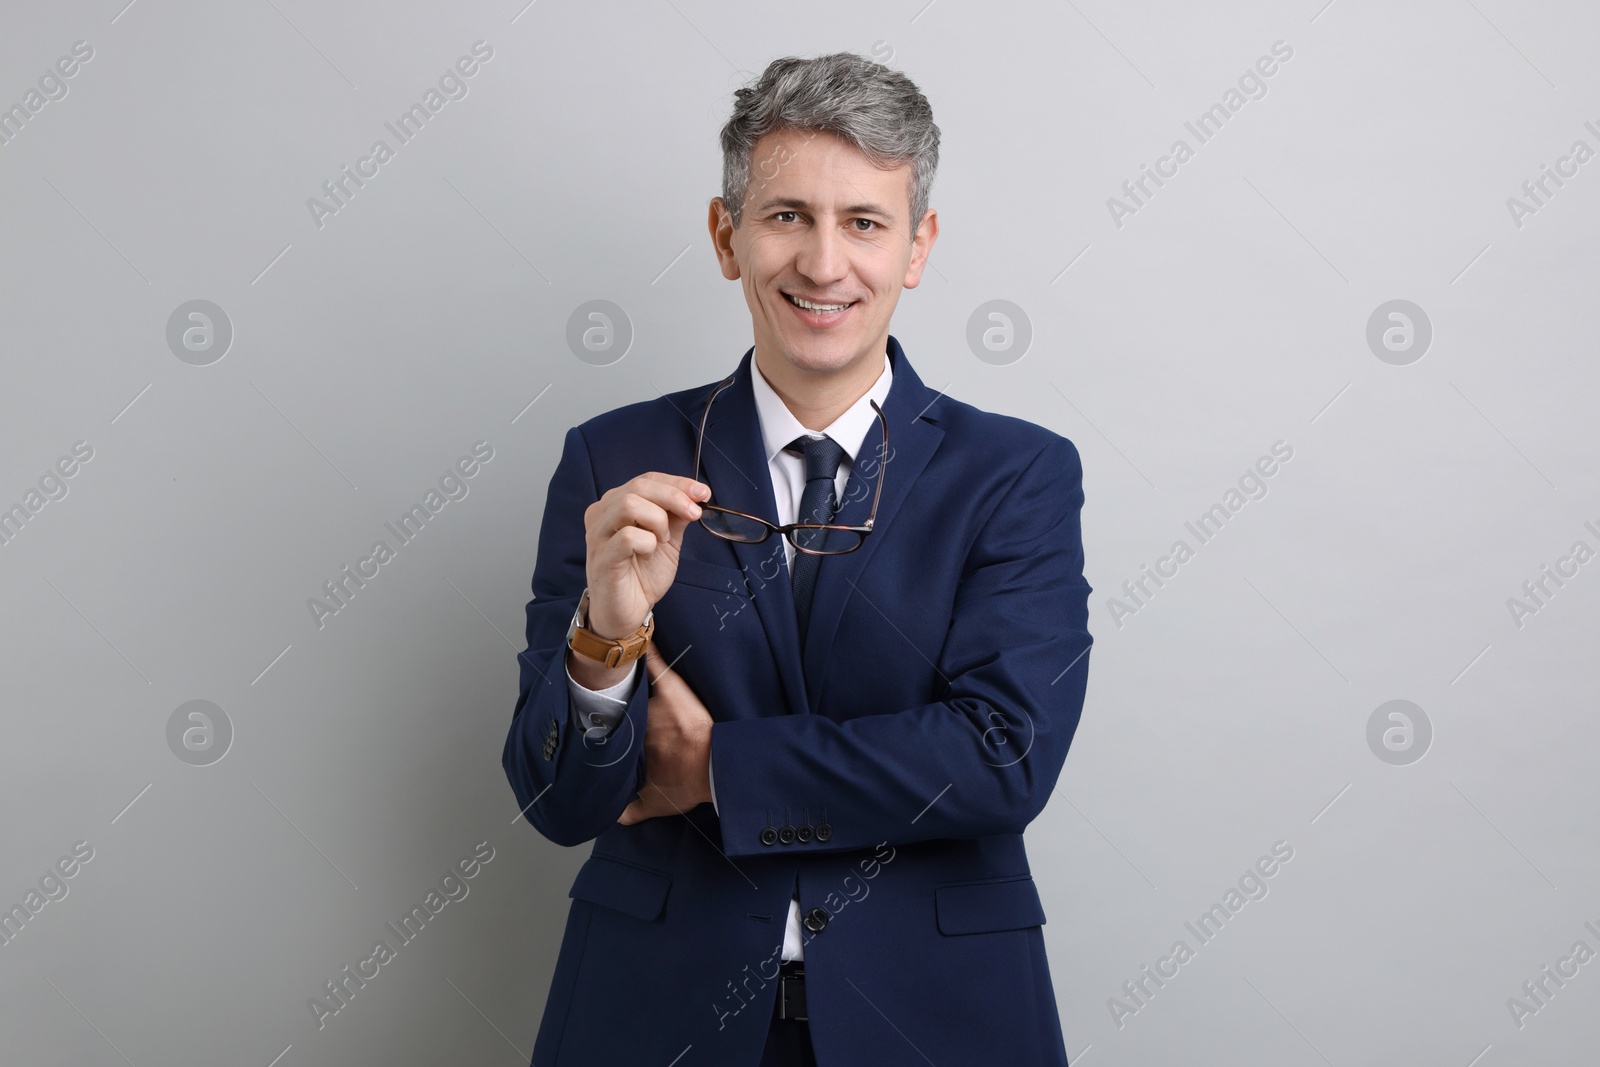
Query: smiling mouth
783 292 856 313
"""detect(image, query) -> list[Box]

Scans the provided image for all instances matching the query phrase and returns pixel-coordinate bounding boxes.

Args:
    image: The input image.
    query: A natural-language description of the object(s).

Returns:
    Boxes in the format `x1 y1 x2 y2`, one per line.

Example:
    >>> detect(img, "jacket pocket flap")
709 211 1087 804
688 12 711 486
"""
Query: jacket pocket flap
936 876 1046 935
569 856 671 922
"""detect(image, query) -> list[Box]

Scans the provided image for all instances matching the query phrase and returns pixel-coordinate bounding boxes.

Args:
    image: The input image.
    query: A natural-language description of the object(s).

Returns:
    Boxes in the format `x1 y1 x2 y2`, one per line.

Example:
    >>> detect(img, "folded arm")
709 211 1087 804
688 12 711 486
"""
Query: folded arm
708 436 1092 858
503 426 655 847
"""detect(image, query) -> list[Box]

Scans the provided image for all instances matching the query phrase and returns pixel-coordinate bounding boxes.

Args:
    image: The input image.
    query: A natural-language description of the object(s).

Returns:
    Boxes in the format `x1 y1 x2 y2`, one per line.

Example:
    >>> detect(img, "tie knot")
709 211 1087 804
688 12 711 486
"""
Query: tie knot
787 434 847 482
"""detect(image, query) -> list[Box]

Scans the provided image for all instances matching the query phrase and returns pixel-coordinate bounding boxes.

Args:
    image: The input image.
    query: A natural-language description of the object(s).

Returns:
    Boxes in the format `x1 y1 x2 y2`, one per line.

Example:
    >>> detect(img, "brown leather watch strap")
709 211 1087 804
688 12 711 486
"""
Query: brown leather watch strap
568 590 655 668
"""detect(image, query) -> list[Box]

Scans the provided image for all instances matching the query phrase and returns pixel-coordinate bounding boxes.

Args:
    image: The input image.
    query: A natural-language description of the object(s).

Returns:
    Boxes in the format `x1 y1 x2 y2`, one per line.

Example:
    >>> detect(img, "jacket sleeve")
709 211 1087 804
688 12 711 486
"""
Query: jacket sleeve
502 426 652 848
707 435 1092 858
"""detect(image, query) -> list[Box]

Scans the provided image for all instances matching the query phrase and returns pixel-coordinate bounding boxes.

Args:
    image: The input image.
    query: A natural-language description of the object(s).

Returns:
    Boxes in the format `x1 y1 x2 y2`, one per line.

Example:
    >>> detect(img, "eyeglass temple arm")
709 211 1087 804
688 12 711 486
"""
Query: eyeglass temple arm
692 375 738 488
863 398 887 528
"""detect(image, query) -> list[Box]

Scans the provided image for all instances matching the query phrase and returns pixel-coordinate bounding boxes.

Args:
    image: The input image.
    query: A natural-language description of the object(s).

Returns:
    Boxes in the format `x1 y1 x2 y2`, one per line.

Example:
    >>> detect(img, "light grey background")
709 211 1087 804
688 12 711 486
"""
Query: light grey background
2 1 1597 1064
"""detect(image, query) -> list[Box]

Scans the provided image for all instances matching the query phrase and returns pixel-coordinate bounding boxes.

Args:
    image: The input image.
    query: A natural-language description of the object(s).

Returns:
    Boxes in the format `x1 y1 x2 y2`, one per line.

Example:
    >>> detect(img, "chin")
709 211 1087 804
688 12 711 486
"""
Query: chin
781 340 860 374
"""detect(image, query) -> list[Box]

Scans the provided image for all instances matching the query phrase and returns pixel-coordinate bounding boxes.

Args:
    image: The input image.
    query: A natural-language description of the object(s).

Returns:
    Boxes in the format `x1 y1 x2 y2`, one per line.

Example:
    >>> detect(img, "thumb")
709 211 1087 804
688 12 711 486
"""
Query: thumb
643 639 672 684
617 796 641 825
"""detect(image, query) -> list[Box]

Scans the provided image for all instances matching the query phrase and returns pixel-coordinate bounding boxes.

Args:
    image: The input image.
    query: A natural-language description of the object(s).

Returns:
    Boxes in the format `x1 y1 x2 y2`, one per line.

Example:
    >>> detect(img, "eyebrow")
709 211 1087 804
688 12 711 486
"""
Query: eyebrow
752 196 897 222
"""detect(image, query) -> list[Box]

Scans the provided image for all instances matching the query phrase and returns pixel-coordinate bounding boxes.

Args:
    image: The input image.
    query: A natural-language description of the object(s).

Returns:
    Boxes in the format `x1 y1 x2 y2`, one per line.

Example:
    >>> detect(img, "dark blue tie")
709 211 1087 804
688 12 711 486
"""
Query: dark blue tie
787 433 847 647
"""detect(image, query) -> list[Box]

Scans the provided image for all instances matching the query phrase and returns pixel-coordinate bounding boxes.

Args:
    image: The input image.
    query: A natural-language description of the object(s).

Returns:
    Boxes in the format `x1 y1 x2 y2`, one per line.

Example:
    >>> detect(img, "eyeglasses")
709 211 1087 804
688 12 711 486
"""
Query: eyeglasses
691 373 888 556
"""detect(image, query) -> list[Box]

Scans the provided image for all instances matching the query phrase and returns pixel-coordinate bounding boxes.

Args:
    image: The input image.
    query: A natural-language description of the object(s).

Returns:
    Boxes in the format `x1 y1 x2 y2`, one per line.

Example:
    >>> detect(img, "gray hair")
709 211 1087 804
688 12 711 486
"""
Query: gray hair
719 53 940 235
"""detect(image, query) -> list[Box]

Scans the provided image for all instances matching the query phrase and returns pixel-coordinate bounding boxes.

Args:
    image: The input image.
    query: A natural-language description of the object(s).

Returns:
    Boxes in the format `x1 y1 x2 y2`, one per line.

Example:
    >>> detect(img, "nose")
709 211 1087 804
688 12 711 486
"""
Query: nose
794 219 849 289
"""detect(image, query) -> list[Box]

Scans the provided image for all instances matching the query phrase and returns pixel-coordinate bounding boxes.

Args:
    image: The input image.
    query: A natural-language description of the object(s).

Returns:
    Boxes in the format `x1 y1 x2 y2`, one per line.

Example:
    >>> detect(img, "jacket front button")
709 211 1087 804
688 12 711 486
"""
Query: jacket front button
802 907 829 933
760 827 779 846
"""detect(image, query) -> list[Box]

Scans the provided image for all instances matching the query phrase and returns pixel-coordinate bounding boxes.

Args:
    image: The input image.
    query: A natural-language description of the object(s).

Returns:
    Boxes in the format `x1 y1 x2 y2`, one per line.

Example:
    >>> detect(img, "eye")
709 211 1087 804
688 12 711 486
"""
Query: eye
773 211 800 223
851 218 877 232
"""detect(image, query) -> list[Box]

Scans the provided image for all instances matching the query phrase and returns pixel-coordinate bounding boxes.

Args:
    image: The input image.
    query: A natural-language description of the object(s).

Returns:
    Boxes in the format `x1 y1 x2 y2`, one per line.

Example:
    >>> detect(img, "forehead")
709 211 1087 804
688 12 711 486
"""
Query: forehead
745 128 911 215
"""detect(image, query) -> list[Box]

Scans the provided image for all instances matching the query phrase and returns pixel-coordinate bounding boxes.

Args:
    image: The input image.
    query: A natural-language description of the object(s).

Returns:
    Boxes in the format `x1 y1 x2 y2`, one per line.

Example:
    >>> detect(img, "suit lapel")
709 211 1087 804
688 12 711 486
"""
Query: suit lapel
799 336 944 713
695 348 808 718
695 337 946 719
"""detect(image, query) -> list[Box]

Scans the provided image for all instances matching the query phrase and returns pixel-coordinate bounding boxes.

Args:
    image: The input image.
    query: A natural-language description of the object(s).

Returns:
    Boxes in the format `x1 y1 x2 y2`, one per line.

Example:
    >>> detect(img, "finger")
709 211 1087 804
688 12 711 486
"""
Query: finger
632 477 709 548
596 491 675 546
590 526 660 574
592 481 705 563
642 472 712 504
613 476 707 526
617 797 641 825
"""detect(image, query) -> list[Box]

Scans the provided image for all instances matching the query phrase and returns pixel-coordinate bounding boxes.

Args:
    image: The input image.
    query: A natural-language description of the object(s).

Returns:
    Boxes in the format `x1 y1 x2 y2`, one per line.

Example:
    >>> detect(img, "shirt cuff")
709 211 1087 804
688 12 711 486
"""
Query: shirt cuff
565 655 641 738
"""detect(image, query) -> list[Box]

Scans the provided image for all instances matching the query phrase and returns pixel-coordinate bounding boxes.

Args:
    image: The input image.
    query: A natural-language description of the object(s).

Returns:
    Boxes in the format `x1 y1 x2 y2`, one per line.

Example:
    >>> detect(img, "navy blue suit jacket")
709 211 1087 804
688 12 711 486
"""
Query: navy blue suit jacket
504 336 1093 1066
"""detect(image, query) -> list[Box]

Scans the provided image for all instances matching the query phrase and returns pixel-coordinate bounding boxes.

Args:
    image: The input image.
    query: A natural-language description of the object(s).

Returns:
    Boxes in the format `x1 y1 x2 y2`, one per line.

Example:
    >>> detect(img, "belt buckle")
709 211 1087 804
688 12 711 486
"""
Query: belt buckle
778 965 807 1022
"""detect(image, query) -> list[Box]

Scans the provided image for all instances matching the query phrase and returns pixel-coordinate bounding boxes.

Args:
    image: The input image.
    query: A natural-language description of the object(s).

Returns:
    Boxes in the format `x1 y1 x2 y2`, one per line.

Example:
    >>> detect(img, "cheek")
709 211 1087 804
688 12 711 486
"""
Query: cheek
743 276 772 312
862 250 910 290
746 235 792 273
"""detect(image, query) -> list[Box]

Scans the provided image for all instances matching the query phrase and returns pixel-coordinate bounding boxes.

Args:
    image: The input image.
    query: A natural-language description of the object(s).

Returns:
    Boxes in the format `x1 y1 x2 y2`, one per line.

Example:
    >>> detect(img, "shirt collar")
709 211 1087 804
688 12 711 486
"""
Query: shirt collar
749 349 893 466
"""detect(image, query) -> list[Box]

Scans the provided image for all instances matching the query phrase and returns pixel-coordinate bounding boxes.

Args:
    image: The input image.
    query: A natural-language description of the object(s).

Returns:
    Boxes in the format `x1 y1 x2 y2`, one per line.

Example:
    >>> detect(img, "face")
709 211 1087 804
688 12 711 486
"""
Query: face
709 128 937 381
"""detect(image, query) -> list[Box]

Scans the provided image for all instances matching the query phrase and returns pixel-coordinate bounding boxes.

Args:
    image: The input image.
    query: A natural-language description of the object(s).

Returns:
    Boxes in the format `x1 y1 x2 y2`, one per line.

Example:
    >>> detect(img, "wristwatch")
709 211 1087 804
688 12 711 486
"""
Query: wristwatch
566 588 654 668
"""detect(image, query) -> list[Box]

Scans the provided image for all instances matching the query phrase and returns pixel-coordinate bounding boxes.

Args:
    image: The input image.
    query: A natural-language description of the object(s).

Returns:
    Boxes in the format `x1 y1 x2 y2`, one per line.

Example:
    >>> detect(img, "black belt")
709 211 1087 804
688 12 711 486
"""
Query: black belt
775 960 807 1021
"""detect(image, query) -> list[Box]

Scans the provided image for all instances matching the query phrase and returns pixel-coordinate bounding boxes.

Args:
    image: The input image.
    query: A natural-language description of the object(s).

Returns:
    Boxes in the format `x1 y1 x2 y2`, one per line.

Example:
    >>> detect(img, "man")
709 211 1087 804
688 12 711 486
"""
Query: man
504 53 1092 1067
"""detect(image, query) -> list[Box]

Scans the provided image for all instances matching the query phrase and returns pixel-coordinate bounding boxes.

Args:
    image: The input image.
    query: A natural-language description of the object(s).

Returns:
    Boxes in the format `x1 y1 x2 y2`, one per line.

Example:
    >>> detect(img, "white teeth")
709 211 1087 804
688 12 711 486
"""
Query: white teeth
789 294 851 313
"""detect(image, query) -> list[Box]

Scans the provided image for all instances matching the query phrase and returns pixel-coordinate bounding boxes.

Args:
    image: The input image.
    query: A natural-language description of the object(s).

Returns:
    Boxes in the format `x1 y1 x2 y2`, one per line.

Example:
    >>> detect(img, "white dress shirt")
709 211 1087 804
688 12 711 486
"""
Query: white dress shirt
564 350 892 961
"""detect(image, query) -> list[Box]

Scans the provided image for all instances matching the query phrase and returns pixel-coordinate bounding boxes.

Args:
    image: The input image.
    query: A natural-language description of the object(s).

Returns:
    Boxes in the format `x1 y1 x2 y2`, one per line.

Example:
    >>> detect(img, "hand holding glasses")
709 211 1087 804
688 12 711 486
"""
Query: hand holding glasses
691 374 888 556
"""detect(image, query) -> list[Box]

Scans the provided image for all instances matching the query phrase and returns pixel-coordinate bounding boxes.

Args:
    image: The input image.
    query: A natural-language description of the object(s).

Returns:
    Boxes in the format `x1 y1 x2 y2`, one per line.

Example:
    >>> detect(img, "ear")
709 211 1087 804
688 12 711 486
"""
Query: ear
708 197 742 281
901 208 939 289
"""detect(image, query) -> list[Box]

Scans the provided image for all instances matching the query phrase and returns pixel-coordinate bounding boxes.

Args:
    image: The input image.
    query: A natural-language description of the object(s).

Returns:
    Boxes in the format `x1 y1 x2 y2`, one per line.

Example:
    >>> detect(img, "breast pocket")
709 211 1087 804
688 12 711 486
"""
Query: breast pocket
654 556 759 640
670 557 751 596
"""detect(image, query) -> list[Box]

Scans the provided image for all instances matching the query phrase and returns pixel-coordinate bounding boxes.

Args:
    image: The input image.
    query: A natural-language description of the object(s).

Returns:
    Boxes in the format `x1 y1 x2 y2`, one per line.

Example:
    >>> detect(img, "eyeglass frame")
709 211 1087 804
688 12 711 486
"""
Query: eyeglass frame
690 373 888 556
